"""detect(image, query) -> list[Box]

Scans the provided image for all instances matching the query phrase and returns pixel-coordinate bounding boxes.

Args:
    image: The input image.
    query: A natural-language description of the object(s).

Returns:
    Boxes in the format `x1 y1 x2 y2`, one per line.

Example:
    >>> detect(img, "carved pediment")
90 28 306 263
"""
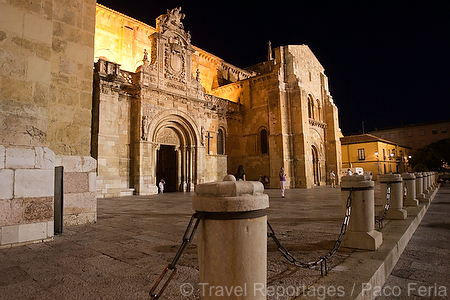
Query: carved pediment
136 8 205 98
156 127 180 145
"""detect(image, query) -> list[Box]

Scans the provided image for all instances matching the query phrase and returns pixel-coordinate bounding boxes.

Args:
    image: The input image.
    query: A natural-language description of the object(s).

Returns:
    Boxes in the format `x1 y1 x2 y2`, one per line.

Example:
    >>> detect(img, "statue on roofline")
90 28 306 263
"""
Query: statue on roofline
158 7 185 31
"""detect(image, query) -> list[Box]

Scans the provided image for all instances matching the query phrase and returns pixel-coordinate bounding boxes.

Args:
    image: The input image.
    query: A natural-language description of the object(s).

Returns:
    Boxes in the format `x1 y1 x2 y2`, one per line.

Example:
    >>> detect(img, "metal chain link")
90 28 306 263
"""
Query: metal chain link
376 182 391 228
267 189 354 275
403 181 407 206
150 189 355 297
149 213 201 300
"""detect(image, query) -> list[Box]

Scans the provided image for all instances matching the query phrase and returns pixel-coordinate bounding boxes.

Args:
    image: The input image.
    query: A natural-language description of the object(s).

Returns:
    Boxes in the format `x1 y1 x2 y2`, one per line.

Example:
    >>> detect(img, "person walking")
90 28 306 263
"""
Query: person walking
330 170 336 188
158 179 165 193
279 167 286 198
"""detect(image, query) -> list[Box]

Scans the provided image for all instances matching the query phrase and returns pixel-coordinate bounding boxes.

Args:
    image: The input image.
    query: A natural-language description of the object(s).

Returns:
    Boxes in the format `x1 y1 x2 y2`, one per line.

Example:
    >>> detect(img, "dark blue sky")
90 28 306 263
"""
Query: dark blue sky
98 0 450 135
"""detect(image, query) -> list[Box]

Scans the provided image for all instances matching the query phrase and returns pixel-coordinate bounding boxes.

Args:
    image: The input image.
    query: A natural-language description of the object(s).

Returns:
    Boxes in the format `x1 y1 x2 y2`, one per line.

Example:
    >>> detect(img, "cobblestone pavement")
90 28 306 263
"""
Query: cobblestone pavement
0 183 445 300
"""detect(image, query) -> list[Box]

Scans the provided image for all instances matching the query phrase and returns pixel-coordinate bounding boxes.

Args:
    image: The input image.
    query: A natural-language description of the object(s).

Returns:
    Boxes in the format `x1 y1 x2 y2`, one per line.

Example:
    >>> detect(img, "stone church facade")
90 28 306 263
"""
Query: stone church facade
0 1 340 245
93 5 342 197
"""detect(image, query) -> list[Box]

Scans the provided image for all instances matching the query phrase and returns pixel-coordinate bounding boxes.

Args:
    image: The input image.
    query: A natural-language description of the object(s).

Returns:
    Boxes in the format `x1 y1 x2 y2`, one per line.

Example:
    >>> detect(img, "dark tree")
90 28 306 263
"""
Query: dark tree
409 138 450 172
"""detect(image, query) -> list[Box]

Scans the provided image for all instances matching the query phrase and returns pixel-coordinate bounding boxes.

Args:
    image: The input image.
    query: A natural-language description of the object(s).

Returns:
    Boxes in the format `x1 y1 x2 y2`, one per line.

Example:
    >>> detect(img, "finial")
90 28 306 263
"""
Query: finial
267 41 273 61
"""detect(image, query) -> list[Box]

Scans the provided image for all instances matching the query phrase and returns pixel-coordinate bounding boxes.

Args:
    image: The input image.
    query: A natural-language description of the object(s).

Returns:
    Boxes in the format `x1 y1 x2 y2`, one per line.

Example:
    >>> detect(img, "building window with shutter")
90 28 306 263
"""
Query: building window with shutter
358 148 365 161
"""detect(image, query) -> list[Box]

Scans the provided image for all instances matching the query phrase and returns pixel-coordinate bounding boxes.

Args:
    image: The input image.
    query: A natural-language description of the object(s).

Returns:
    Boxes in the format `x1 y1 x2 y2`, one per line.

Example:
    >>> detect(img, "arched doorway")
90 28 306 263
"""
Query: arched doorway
147 110 200 193
157 145 177 192
312 146 320 186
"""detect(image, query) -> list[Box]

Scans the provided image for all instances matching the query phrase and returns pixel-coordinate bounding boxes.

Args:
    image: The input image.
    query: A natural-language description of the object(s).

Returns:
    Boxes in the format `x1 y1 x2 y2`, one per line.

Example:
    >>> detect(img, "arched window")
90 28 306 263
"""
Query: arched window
260 128 268 154
217 128 224 155
308 95 314 119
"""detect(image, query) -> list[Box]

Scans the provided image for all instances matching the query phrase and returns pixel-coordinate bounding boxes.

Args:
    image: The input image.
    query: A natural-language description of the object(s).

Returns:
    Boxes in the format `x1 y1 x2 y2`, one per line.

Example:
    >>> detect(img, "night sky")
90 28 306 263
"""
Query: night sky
97 0 449 135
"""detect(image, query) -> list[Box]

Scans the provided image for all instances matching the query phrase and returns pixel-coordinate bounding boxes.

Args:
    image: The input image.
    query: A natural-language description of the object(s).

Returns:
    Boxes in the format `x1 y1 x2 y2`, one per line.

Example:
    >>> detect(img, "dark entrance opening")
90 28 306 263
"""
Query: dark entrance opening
157 145 177 192
312 146 320 186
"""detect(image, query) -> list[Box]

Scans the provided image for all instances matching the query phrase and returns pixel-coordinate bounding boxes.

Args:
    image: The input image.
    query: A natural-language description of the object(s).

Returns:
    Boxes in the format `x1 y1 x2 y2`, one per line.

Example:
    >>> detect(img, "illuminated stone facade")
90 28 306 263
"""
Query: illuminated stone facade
93 5 342 196
0 0 97 246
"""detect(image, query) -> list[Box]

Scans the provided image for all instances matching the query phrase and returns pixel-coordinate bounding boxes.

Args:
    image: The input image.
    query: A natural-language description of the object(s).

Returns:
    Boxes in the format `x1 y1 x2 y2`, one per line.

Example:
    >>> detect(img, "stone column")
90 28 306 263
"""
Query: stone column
193 176 269 299
181 146 187 192
379 174 407 219
341 175 382 250
189 146 195 190
415 172 426 201
176 147 182 192
402 173 418 206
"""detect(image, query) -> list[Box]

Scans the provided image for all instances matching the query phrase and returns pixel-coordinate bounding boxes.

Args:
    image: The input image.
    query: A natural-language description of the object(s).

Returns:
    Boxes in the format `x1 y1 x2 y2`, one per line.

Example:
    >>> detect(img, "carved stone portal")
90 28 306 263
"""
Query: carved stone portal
156 127 180 145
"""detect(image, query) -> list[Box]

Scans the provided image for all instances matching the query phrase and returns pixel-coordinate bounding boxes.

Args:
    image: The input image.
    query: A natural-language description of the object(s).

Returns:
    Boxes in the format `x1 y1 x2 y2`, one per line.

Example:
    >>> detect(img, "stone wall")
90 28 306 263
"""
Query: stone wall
0 146 97 247
57 155 97 225
0 146 54 247
0 0 97 246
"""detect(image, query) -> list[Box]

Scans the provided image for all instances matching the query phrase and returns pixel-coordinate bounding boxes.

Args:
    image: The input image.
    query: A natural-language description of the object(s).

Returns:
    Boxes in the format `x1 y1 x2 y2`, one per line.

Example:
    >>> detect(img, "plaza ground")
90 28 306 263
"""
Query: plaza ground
0 183 448 299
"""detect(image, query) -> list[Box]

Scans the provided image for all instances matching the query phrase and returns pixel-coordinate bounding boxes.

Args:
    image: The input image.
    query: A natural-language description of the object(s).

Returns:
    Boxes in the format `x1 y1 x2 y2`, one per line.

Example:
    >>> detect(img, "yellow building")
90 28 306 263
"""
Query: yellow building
340 134 412 180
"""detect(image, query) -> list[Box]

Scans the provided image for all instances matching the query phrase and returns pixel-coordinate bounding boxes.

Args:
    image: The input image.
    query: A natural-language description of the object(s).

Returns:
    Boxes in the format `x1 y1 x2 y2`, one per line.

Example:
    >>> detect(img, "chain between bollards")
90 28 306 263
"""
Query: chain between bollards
151 189 355 297
376 182 391 228
267 189 354 276
149 209 268 299
149 213 201 300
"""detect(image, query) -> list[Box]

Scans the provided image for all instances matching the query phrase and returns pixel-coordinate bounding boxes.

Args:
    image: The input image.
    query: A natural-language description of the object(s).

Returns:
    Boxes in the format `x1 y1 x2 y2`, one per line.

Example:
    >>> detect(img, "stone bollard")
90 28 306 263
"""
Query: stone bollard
429 172 434 189
379 174 407 219
423 172 431 195
415 172 426 201
341 175 382 250
432 172 437 187
402 173 418 206
432 171 437 188
193 175 269 299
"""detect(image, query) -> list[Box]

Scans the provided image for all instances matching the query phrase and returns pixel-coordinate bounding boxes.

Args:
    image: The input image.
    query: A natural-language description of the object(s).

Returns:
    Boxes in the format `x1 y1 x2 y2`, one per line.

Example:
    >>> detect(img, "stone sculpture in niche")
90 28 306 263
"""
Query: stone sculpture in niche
142 115 150 141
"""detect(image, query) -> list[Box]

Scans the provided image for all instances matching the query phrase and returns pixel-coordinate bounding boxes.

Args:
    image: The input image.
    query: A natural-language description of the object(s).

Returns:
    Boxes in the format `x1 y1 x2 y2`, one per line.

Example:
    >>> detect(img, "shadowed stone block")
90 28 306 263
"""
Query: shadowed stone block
23 197 53 222
89 172 97 192
0 169 14 199
64 172 89 193
1 225 19 245
64 192 96 213
0 145 4 168
18 222 47 243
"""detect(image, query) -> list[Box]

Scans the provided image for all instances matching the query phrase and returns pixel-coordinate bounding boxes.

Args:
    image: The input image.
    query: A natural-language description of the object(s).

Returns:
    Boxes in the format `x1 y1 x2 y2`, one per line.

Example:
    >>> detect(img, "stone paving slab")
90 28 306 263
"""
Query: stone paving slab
0 184 446 300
